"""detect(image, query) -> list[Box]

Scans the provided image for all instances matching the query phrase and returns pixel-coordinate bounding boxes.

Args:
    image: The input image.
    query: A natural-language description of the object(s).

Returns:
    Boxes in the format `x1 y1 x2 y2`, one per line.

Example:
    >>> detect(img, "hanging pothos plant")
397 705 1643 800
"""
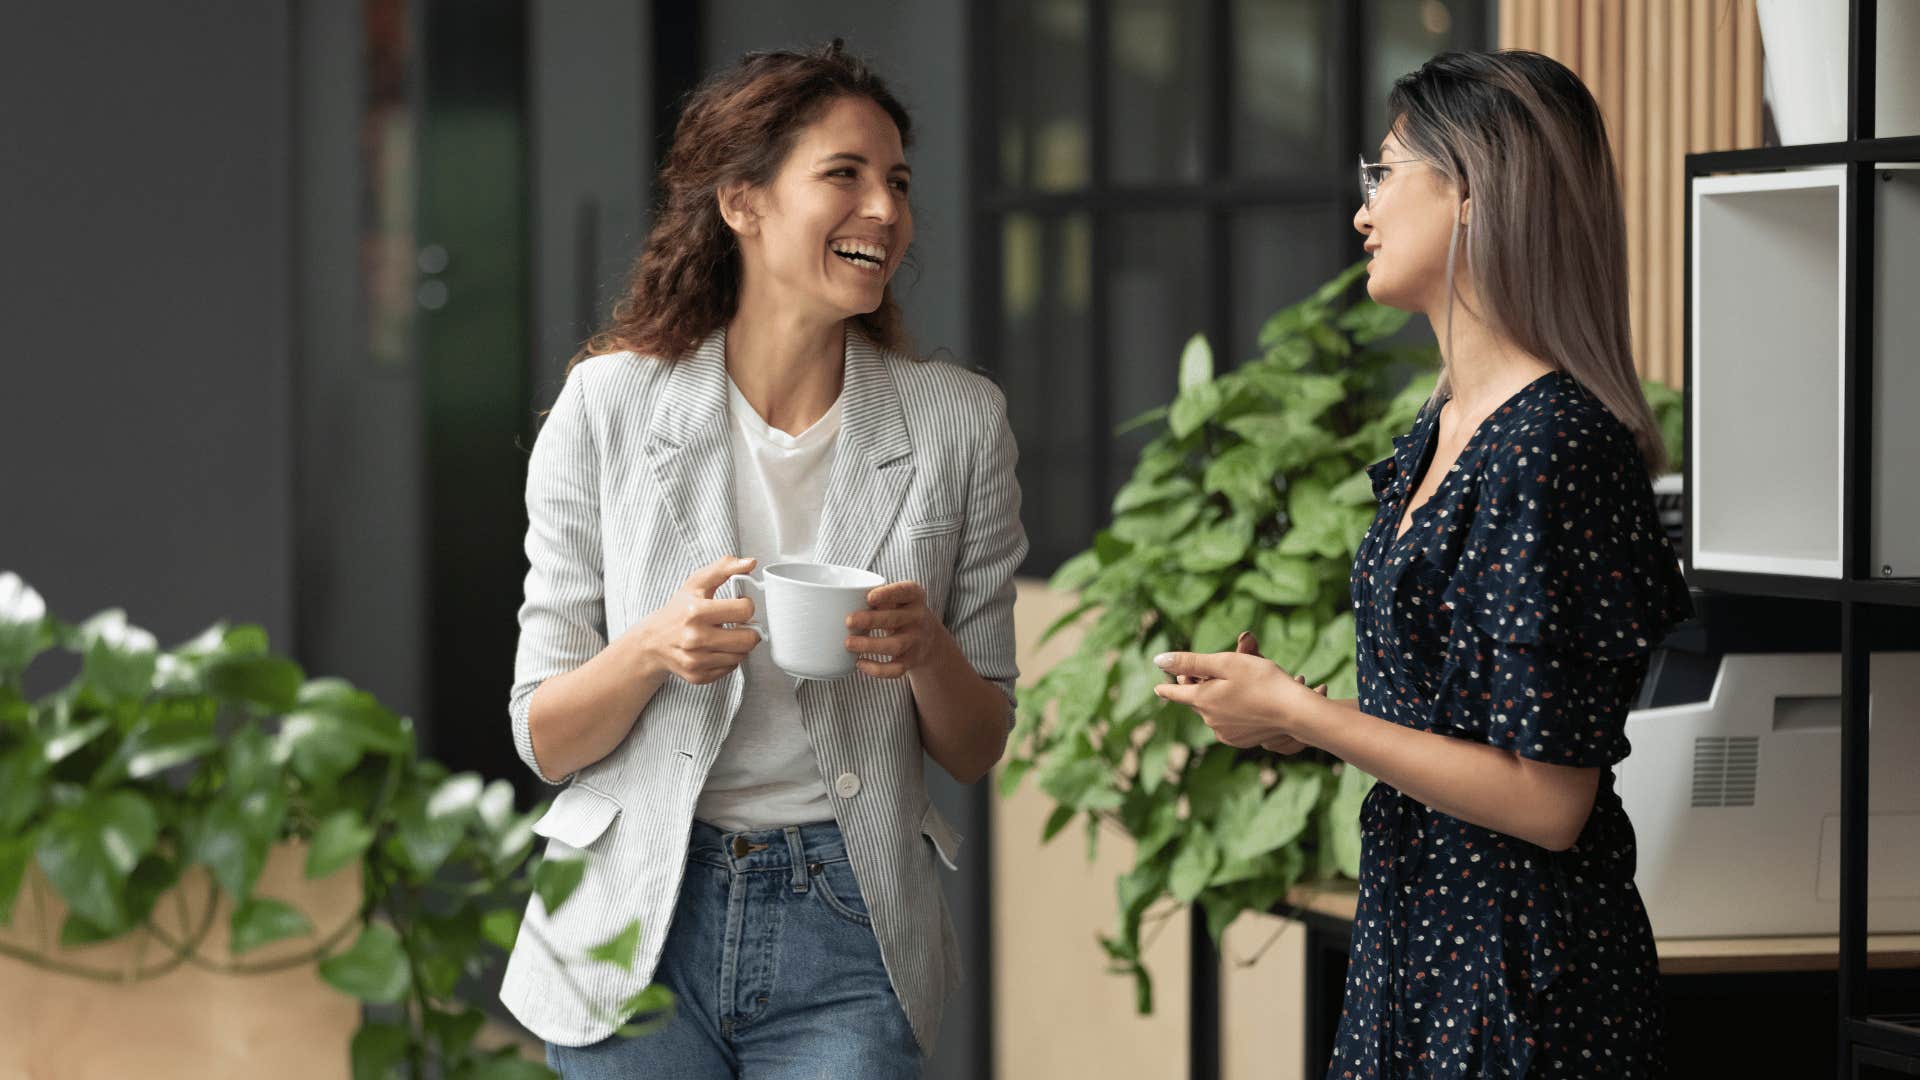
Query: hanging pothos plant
0 572 664 1079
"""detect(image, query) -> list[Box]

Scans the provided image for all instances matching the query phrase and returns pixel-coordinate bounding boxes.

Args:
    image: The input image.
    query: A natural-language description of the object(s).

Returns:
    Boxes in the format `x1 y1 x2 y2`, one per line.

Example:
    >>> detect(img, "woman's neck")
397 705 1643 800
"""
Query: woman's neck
725 285 846 435
1429 293 1555 418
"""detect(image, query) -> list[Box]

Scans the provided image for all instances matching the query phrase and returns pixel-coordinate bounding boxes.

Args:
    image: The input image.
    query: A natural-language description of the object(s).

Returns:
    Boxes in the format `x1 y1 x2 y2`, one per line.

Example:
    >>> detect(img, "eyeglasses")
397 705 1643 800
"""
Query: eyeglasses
1358 155 1419 209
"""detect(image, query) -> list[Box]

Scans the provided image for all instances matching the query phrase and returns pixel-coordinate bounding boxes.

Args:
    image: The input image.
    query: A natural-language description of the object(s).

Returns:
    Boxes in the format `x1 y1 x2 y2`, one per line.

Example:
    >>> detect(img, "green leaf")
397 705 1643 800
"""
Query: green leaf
1202 445 1281 513
587 917 643 971
1038 756 1122 812
306 810 376 879
1235 553 1319 607
1177 333 1214 391
0 747 47 833
1048 550 1103 593
996 759 1033 799
1222 769 1326 861
1191 595 1259 654
1329 765 1375 879
277 678 409 785
0 573 50 681
1110 496 1203 546
1168 827 1220 903
189 788 284 900
36 790 160 929
1178 515 1255 573
614 984 678 1038
77 610 159 701
320 923 412 1003
41 717 111 765
1040 804 1076 843
1149 574 1218 619
60 912 123 947
478 778 517 832
1112 475 1198 515
481 907 522 951
1336 298 1411 344
1295 612 1356 686
349 1020 410 1080
98 710 219 784
1167 381 1225 439
0 832 33 926
202 654 303 714
230 897 314 954
1327 466 1378 506
425 1007 488 1061
534 855 587 915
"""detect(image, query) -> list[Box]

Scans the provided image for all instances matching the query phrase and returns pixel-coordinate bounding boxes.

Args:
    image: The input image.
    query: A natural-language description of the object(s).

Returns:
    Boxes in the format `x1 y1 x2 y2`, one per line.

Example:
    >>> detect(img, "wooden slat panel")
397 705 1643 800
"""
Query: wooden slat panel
1603 0 1627 166
1690 0 1712 154
1582 0 1603 82
1666 0 1691 387
1728 0 1743 146
1737 0 1763 148
1515 0 1538 50
1625 0 1649 367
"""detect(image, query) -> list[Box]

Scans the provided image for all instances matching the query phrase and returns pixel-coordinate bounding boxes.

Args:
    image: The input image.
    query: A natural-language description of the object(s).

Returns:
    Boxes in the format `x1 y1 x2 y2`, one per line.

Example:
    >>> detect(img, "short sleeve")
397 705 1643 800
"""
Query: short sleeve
1432 409 1692 766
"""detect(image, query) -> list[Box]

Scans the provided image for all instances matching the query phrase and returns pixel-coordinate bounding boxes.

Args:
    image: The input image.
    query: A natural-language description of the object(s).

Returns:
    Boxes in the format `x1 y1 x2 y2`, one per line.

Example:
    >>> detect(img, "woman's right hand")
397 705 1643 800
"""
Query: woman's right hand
632 556 763 685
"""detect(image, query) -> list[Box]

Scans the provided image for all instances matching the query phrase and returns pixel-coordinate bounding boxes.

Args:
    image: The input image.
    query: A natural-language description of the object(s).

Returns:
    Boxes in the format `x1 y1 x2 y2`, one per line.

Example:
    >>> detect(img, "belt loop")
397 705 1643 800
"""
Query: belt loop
786 825 808 892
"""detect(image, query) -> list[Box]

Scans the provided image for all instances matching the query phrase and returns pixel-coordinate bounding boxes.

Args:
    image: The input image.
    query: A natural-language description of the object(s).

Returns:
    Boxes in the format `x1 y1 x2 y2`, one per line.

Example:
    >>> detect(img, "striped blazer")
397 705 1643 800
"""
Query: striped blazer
498 328 1026 1053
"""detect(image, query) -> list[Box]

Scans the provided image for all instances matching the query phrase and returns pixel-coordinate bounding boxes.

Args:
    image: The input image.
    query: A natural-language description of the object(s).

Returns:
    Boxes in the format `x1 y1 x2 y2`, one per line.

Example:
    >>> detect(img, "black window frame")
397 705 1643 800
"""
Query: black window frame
968 0 1488 575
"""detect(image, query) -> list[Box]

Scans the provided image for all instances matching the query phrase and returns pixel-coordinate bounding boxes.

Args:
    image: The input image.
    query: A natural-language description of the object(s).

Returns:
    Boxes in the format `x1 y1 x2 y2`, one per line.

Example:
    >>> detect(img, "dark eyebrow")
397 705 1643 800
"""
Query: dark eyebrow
817 151 912 176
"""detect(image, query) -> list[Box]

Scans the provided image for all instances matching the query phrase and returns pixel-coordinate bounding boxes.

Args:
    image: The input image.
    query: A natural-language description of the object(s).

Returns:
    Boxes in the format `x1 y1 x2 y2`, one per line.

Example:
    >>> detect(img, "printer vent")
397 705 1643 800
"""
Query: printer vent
1691 735 1760 808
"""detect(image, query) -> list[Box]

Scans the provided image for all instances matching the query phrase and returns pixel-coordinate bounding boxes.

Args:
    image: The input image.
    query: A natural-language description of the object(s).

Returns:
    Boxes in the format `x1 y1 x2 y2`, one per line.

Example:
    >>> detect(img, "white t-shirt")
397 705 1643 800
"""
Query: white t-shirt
693 377 843 831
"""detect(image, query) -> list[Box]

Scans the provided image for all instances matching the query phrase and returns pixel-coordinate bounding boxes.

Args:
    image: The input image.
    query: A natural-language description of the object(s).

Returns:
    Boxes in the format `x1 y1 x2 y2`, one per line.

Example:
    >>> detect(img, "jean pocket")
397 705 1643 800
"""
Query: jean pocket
811 858 872 927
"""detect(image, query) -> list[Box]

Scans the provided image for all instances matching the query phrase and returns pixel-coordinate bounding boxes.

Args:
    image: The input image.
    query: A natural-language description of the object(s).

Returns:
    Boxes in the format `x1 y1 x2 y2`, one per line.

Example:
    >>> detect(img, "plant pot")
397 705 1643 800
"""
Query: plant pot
0 843 362 1079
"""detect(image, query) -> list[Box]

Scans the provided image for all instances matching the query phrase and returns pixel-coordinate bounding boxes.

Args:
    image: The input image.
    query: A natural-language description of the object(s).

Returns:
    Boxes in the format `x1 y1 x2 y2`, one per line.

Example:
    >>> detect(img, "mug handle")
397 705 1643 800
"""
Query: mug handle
722 573 770 642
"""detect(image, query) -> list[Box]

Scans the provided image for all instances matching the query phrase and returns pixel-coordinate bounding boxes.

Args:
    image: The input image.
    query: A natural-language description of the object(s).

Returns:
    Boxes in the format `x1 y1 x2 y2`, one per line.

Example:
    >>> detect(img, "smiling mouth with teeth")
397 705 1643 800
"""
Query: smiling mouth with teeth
830 241 888 271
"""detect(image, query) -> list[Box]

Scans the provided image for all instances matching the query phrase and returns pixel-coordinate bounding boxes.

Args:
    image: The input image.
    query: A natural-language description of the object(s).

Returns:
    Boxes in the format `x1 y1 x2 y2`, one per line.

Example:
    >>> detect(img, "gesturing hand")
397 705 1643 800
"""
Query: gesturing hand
1153 634 1327 753
845 580 942 680
634 556 763 685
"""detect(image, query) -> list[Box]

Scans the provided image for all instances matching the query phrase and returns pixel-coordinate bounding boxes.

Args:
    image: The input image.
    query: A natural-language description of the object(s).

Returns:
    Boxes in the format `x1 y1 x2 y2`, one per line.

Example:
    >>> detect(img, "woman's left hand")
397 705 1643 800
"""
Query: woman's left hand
846 580 941 679
1152 650 1320 749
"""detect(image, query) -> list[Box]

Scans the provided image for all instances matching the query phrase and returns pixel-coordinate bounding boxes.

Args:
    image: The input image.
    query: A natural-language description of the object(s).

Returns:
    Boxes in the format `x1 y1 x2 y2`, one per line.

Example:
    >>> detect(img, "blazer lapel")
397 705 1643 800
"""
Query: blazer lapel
812 333 915 575
643 329 739 567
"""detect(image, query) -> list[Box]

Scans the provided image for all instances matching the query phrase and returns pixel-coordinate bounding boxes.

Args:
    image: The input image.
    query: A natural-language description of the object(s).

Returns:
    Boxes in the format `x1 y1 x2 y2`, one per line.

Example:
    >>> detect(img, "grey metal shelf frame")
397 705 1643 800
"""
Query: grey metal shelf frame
1682 2 1920 1074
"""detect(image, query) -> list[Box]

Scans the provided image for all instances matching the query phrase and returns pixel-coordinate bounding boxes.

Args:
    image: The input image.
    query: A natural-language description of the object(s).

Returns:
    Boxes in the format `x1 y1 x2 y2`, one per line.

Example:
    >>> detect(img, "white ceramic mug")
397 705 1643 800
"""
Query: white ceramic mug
725 561 886 681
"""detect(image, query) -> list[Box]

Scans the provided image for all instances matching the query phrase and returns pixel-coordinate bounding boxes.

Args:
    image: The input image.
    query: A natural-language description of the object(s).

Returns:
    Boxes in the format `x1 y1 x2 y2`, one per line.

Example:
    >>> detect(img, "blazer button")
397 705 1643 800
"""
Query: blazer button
834 772 861 799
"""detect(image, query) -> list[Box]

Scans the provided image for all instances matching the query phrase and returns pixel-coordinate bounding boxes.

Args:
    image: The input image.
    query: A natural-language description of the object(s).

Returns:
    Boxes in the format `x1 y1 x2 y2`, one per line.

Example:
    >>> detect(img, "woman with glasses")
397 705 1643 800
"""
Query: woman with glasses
1156 51 1690 1077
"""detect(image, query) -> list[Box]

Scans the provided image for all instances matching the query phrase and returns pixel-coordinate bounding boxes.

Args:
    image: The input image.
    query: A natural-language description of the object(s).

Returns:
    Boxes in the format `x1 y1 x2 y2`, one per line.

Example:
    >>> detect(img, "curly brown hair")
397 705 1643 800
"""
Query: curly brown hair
576 40 914 369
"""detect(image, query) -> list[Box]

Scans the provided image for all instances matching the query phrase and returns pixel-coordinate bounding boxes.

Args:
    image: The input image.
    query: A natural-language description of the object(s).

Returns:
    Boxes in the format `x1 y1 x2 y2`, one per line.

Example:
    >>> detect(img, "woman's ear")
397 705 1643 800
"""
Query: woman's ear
717 180 760 238
1459 194 1473 228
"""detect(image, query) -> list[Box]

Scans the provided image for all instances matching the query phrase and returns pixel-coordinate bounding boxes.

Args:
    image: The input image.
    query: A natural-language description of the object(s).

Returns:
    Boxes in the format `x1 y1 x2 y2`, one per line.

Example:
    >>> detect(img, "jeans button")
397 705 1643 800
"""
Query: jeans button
731 836 750 858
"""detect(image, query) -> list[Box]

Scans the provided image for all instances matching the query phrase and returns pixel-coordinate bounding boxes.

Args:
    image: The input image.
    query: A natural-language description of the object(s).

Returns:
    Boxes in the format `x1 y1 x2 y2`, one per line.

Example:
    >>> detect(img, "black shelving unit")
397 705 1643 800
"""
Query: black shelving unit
1683 2 1920 1076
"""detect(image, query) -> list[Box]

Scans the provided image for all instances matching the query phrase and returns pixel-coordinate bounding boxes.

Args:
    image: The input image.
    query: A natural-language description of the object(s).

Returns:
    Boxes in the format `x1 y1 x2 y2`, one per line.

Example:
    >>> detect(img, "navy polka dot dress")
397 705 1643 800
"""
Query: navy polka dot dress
1327 371 1693 1079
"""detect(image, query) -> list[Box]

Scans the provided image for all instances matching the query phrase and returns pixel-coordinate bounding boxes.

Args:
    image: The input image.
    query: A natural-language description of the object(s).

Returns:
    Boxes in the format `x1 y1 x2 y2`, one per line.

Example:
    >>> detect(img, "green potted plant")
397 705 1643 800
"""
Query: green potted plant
0 572 663 1079
1002 261 1429 1012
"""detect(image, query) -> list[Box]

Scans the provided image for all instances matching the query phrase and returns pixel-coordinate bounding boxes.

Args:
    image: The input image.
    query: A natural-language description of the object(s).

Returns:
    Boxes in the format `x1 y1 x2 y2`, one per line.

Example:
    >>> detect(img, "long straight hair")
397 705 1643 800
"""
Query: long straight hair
1389 50 1667 473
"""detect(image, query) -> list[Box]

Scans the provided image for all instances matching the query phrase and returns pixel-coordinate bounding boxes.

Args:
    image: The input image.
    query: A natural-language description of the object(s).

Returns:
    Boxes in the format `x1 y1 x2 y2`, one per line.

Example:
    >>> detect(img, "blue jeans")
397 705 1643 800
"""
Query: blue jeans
546 819 923 1079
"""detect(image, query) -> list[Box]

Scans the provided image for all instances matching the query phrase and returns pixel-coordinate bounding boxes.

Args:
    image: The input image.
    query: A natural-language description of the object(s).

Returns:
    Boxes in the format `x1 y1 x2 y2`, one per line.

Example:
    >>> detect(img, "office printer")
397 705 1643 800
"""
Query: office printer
1617 591 1920 938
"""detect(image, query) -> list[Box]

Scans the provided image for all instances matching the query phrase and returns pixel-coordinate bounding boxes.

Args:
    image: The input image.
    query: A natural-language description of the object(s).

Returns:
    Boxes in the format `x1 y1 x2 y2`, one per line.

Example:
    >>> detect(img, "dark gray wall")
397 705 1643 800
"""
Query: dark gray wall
291 0 429 720
1 3 297 651
531 0 652 399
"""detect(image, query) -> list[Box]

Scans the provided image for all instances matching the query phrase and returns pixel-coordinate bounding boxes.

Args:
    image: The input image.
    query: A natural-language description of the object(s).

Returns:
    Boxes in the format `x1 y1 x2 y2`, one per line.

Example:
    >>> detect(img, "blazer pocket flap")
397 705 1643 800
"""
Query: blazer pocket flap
531 783 622 849
906 515 963 540
919 802 964 871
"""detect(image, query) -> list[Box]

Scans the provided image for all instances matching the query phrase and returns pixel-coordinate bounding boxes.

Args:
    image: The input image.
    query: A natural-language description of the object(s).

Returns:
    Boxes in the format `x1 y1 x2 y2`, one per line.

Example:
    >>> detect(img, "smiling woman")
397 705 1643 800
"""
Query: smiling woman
574 41 915 367
503 39 1026 1080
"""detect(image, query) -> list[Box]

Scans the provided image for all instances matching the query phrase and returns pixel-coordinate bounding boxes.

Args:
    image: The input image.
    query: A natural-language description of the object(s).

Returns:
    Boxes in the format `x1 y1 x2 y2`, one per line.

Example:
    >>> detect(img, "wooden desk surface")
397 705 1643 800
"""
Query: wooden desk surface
1283 881 1920 975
